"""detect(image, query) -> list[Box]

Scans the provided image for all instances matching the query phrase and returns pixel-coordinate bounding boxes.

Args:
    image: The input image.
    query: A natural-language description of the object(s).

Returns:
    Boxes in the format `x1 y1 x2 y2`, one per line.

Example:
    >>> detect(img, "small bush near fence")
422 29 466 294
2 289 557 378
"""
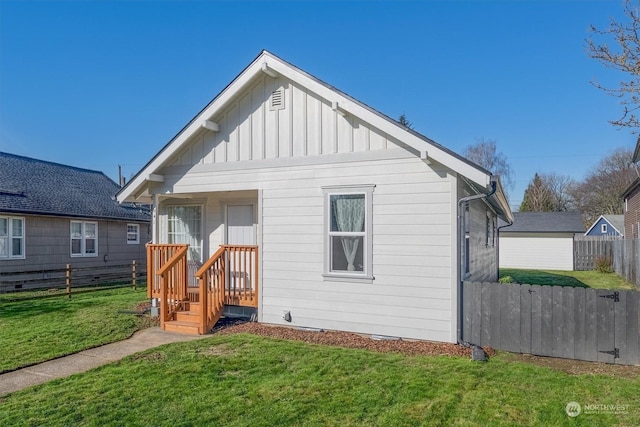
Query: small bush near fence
594 256 614 274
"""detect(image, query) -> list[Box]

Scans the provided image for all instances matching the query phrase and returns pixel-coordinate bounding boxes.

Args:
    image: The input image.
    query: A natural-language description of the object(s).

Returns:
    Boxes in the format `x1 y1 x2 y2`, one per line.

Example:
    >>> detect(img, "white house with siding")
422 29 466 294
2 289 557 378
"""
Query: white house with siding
117 50 512 343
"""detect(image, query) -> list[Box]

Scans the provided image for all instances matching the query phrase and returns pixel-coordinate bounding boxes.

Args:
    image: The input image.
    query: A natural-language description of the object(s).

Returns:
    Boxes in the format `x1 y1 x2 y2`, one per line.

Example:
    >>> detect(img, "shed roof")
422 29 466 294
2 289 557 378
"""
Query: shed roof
0 152 150 222
499 211 585 233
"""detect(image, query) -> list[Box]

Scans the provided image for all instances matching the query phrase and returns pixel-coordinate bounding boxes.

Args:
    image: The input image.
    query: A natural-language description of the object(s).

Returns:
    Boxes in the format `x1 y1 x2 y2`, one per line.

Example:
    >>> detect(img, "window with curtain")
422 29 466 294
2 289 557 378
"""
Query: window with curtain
0 216 25 259
70 221 97 257
168 205 202 262
323 185 374 282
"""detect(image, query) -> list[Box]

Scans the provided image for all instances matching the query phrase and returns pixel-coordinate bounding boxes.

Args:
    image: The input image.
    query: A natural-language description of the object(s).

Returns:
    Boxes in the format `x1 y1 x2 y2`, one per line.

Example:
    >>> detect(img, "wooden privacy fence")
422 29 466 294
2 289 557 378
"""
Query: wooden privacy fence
463 281 640 365
573 236 616 271
574 237 640 288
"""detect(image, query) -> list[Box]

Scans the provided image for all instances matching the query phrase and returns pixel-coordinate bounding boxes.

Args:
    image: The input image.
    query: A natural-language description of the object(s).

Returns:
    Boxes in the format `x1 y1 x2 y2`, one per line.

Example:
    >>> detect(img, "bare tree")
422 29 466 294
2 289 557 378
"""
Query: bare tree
463 138 514 192
519 172 576 212
587 0 640 130
570 147 635 226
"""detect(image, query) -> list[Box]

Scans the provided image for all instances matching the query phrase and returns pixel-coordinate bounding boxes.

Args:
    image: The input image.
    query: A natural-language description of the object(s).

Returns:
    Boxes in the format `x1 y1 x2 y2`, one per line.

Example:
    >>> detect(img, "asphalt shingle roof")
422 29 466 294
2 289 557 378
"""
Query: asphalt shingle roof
499 211 585 233
602 215 625 234
0 152 150 222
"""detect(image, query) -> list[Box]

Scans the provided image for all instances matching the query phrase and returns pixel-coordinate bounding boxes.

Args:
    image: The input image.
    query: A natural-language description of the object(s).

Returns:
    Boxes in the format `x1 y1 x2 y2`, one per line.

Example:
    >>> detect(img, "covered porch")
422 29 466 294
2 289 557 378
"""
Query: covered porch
146 243 259 334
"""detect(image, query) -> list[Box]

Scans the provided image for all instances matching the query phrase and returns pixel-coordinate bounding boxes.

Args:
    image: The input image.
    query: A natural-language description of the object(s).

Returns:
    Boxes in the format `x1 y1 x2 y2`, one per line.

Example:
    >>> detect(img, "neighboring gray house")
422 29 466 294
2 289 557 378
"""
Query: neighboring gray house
499 211 585 271
0 152 151 276
584 214 624 238
117 50 513 342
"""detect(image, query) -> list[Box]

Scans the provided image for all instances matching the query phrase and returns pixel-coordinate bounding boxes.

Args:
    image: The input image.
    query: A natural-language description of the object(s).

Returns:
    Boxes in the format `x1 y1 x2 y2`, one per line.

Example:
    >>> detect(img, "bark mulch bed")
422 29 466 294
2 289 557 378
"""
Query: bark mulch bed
213 317 495 359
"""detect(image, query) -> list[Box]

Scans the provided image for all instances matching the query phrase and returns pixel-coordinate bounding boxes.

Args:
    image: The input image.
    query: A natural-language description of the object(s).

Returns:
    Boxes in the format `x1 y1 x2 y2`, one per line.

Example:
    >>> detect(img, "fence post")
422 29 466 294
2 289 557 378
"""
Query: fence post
66 264 71 298
132 260 137 291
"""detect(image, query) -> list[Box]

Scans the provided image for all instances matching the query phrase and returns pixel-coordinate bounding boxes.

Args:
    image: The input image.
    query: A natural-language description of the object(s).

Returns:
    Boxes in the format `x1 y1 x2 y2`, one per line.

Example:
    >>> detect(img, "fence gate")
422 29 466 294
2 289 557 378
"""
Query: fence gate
462 282 640 365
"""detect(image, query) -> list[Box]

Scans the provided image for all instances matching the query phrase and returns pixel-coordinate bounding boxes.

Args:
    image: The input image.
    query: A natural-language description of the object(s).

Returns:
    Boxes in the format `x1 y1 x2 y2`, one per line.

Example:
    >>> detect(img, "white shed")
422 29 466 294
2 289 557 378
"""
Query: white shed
499 212 585 271
117 50 512 343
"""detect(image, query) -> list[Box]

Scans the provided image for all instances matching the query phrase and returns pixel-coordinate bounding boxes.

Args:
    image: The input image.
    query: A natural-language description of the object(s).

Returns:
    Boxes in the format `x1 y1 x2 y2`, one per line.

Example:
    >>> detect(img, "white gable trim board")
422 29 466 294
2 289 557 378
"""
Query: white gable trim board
117 51 494 205
118 51 512 343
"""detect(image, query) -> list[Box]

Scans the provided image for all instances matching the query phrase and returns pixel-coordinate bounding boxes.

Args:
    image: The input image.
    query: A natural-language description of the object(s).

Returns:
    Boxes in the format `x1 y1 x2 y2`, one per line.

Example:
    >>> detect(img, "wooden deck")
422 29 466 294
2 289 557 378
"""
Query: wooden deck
147 244 258 334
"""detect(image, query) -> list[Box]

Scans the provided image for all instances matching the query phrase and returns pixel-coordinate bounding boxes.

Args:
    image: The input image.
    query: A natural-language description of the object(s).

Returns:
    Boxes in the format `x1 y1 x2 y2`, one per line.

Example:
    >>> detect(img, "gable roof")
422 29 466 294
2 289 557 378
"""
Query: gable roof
584 214 624 235
116 50 512 222
499 211 585 234
0 152 150 222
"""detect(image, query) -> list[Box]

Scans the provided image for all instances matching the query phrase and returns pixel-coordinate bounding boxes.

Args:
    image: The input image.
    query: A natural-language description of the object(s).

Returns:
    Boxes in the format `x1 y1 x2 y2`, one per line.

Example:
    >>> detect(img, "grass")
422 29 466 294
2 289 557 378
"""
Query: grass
0 287 149 373
0 334 637 426
499 268 636 290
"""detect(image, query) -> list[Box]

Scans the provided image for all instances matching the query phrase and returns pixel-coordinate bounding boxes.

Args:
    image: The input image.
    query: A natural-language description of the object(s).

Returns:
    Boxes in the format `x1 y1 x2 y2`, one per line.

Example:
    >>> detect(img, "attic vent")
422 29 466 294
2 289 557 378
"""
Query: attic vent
270 88 285 111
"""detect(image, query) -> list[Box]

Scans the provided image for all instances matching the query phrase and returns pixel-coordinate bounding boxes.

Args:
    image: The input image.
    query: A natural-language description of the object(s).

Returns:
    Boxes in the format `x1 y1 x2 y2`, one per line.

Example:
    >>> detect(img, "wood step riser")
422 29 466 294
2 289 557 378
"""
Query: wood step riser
175 312 200 322
163 321 201 335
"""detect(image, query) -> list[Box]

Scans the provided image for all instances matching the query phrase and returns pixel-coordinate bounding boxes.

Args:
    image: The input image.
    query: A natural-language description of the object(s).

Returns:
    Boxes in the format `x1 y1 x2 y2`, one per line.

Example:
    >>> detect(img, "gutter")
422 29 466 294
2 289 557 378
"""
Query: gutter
456 179 497 346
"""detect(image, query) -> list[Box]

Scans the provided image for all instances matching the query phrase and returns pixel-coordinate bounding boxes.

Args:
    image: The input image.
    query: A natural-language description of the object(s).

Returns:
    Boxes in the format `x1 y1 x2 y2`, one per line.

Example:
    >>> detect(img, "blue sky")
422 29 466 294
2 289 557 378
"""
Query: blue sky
0 0 634 209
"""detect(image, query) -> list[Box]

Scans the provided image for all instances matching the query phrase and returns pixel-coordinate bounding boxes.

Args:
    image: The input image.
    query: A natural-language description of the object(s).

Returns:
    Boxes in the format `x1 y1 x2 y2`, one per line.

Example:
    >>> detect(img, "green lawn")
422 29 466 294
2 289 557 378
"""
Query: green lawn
499 268 636 290
0 334 637 426
0 287 149 373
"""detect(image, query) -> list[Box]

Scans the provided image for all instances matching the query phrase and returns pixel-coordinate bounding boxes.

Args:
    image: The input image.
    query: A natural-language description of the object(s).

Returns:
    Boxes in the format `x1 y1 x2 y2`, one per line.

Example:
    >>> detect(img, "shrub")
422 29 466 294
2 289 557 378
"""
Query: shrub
498 275 514 284
594 256 614 274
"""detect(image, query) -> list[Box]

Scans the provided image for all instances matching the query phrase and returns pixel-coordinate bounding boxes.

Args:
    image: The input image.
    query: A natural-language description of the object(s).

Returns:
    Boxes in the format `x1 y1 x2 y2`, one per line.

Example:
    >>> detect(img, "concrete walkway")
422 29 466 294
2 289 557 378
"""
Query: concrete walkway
0 327 210 397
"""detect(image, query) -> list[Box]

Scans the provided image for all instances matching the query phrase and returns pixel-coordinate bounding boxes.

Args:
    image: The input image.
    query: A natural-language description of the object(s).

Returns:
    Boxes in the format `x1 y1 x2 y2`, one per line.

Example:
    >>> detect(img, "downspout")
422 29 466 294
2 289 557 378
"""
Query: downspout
496 217 514 279
456 179 496 345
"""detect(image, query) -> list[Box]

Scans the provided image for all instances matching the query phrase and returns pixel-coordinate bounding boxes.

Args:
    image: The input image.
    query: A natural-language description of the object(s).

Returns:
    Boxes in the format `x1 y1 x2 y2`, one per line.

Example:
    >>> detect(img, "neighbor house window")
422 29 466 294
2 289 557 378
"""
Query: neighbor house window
127 224 140 244
601 224 608 234
71 221 98 257
0 216 25 259
167 205 203 262
322 185 374 283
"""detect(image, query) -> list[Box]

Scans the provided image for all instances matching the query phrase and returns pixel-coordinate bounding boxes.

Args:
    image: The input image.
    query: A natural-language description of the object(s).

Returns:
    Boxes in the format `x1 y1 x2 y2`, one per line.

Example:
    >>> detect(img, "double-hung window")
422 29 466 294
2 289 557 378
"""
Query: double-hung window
71 221 98 257
323 185 374 283
0 216 25 259
127 224 140 244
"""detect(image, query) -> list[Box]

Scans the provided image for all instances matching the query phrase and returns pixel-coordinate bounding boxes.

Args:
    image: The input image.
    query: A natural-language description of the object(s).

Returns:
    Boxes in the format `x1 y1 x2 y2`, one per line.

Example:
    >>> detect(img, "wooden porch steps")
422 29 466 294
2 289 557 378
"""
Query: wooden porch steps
163 319 200 335
162 301 201 335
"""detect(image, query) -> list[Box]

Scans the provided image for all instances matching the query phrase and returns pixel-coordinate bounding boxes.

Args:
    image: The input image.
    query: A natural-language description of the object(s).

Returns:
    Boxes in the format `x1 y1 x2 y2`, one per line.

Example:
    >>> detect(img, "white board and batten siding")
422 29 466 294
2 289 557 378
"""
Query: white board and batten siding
153 71 461 342
499 233 575 271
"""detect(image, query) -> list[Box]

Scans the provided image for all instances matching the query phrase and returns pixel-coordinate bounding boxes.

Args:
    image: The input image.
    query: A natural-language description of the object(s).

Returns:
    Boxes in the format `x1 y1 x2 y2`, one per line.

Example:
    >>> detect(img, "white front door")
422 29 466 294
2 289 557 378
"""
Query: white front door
226 205 255 245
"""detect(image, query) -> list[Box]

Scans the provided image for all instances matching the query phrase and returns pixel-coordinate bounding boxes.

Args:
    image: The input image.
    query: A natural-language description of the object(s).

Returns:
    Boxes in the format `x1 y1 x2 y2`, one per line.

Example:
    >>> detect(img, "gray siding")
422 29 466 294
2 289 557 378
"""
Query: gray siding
0 214 150 273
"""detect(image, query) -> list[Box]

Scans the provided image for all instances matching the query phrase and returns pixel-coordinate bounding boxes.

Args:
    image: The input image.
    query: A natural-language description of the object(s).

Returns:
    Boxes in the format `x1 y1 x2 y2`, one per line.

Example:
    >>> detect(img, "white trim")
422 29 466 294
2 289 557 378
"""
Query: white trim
117 51 493 204
70 221 98 257
0 215 25 260
127 223 140 244
322 184 375 283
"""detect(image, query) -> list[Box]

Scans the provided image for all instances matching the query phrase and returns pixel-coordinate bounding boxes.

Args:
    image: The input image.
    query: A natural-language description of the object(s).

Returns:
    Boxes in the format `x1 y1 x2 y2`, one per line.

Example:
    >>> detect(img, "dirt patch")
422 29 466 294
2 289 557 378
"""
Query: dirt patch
130 351 166 363
214 319 495 359
197 343 236 357
502 353 640 377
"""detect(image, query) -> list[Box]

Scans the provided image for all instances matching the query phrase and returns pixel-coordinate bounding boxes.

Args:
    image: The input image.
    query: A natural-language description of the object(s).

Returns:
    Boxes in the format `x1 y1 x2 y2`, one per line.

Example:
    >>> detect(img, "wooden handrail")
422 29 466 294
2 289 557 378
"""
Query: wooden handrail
146 244 188 298
196 246 226 277
158 245 189 327
157 245 189 276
